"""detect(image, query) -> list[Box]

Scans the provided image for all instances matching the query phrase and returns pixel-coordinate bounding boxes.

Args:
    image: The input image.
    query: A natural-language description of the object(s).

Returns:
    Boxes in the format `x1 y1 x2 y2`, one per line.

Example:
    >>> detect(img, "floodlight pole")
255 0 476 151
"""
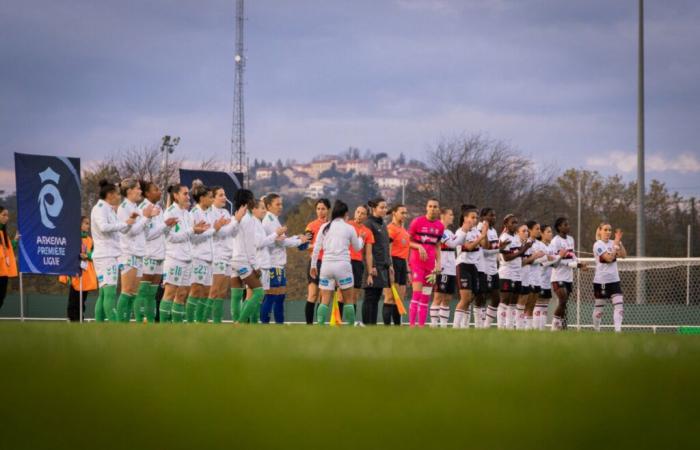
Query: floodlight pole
636 0 646 304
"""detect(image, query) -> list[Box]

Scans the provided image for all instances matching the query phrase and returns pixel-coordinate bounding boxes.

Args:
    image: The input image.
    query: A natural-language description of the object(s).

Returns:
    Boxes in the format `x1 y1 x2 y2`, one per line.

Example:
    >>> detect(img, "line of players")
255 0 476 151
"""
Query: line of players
90 177 627 330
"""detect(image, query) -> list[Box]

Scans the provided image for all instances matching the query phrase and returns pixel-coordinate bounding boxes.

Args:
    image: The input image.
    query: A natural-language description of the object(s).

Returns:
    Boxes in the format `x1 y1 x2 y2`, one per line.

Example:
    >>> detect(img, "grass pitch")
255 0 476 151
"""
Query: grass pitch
2 323 698 450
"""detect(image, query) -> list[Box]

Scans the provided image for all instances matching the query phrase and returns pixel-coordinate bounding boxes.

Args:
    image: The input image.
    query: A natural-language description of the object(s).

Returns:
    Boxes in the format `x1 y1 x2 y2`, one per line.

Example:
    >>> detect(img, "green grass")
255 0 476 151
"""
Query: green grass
2 323 699 450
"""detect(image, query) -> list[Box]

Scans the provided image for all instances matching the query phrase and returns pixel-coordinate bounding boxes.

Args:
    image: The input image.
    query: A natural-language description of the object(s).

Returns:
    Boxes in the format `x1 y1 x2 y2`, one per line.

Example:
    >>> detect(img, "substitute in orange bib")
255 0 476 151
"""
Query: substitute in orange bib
0 205 19 310
60 216 98 321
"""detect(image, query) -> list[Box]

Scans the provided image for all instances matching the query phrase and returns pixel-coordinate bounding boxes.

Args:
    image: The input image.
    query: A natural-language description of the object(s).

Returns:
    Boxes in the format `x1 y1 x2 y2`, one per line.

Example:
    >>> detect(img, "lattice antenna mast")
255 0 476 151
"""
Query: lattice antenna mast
230 0 247 179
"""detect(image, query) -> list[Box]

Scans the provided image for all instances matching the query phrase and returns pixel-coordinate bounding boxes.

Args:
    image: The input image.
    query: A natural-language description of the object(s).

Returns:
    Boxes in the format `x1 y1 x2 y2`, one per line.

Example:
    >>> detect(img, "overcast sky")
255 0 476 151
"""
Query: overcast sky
2 0 699 196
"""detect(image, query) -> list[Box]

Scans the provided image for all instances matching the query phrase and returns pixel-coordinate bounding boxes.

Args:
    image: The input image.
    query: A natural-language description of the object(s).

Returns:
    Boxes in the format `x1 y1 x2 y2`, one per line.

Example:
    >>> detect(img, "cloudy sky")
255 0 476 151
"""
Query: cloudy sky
2 0 699 196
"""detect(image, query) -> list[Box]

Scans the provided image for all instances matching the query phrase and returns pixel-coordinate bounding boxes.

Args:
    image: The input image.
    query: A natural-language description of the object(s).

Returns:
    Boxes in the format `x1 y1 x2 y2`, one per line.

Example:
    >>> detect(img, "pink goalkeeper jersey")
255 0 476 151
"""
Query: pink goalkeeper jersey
408 216 445 270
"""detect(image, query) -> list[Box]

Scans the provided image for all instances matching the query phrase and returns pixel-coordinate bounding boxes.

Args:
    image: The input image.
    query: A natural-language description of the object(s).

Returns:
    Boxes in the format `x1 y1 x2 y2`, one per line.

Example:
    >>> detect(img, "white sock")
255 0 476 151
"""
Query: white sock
462 308 471 328
453 309 464 328
475 307 485 328
497 303 507 329
515 304 526 330
551 315 562 331
524 316 532 330
612 295 624 333
485 305 497 328
506 304 517 329
439 306 450 328
592 299 605 332
430 306 440 328
533 304 546 330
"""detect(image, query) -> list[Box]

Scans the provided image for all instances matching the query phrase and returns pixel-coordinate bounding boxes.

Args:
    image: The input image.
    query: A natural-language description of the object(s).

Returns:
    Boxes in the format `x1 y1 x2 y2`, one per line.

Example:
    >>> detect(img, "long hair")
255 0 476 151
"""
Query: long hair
595 222 611 241
554 217 568 234
191 179 211 203
167 183 184 205
119 178 139 198
323 200 349 235
367 197 385 217
0 205 9 248
98 179 117 200
234 188 255 210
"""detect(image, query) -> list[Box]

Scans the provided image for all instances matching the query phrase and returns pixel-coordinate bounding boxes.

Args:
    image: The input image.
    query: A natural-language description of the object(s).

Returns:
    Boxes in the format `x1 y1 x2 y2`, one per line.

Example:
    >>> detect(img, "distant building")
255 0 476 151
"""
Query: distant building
283 168 313 187
375 156 393 171
255 167 274 180
306 179 338 198
339 159 373 175
310 158 340 177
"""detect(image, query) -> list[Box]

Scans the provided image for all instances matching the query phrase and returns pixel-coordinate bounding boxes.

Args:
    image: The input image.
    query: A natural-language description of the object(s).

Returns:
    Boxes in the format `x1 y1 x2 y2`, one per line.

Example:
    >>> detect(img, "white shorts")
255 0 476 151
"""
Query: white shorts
163 259 192 287
118 254 143 277
260 268 270 290
94 257 119 287
233 264 255 280
212 260 232 277
142 257 164 276
319 260 354 291
191 258 213 286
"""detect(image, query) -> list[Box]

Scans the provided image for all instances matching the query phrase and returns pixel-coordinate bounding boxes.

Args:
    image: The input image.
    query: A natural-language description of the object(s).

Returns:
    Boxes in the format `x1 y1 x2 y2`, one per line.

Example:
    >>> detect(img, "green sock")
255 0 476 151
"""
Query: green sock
94 288 105 322
211 299 224 323
253 300 261 323
238 287 264 324
230 288 244 322
195 297 208 322
317 303 330 325
102 285 118 322
172 302 186 323
159 299 173 323
116 293 135 322
144 285 158 323
133 282 150 323
185 296 199 323
343 304 356 326
202 298 212 323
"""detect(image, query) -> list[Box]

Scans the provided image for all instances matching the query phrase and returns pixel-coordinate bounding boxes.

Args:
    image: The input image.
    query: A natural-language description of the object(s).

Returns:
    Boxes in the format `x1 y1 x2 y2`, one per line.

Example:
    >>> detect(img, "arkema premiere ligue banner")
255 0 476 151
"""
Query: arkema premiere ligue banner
14 153 82 276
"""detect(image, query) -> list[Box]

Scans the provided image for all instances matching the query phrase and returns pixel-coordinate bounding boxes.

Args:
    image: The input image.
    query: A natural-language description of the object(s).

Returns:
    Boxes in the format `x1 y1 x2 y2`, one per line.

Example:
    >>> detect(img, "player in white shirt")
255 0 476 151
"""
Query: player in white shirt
116 178 158 322
250 198 287 323
207 186 246 324
592 223 627 332
550 217 585 331
430 208 468 328
453 205 487 328
260 193 308 324
517 221 545 330
479 208 507 328
532 224 556 330
230 189 267 324
188 180 222 323
91 180 136 322
310 200 363 325
159 184 210 323
497 214 533 329
137 181 177 323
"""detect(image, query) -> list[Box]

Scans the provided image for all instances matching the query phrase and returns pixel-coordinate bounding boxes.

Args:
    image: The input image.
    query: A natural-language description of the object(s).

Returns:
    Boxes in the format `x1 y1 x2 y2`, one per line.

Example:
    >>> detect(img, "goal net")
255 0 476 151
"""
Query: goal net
567 257 700 333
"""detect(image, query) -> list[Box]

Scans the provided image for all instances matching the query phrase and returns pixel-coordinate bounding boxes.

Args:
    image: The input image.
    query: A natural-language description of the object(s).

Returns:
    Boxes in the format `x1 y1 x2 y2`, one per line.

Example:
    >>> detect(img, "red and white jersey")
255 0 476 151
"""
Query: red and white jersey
479 224 500 276
456 226 483 271
498 232 522 281
440 229 465 276
593 239 620 284
530 239 549 288
551 234 577 283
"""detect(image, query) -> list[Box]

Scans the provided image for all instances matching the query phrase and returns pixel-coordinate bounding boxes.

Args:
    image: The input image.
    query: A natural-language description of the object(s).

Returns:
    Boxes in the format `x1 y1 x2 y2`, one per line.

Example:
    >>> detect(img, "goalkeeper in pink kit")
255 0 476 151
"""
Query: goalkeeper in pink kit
408 199 444 327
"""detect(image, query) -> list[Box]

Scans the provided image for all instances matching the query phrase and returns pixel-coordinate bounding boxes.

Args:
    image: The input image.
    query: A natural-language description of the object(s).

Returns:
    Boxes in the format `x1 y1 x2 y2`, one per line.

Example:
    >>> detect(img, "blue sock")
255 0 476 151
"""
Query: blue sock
260 294 273 324
273 294 285 324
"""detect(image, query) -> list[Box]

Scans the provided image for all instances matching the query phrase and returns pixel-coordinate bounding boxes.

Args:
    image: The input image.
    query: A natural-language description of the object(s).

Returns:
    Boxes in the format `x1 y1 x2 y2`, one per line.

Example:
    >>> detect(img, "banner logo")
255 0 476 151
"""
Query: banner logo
38 167 63 229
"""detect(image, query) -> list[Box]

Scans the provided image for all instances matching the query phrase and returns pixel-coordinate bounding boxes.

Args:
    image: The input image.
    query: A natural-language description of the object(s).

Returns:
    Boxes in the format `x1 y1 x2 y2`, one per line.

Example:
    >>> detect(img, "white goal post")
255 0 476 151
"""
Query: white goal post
570 257 700 332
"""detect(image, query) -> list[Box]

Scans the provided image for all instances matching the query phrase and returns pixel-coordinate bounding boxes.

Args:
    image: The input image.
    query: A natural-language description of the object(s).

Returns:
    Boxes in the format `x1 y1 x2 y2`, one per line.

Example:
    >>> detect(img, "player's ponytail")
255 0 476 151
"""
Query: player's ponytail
323 200 349 235
191 179 211 203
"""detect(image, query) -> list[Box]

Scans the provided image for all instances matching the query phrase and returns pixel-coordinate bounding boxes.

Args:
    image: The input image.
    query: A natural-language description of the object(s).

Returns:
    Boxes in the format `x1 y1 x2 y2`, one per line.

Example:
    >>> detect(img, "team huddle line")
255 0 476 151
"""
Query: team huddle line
87 177 628 330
